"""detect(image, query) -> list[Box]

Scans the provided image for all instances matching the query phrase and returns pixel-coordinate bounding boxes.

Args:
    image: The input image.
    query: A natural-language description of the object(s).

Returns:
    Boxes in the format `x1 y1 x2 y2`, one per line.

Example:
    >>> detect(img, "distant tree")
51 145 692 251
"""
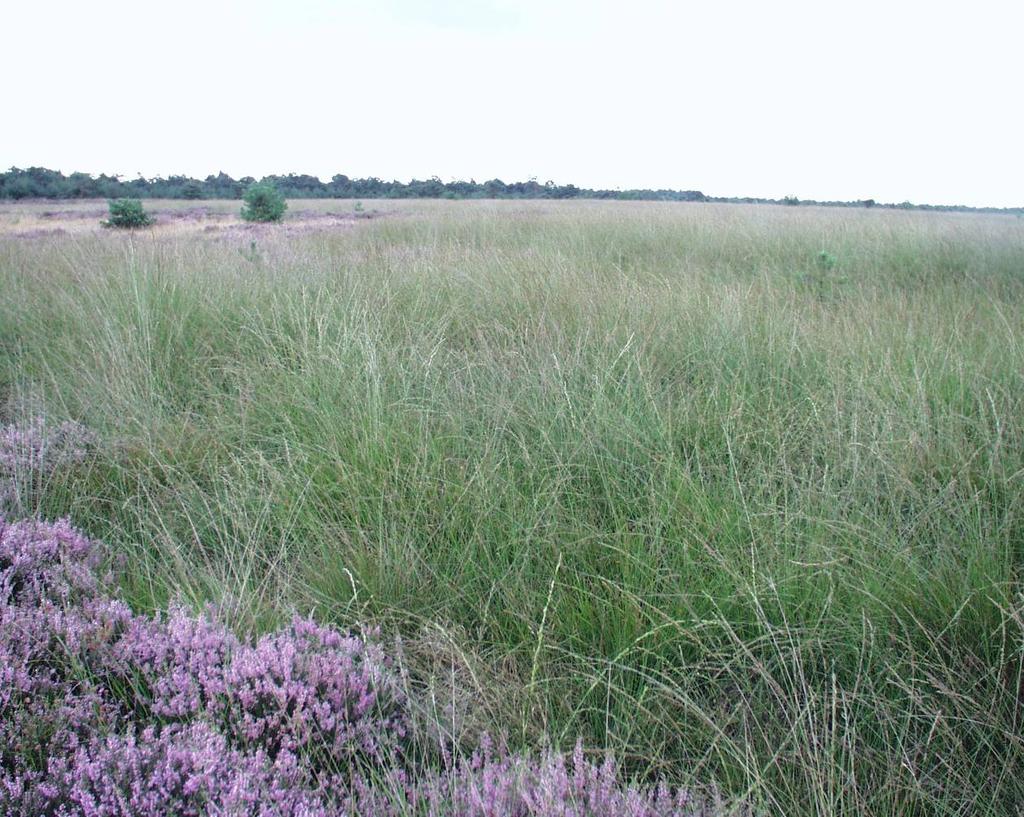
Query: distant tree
95 174 126 198
103 198 152 228
240 182 287 223
1 172 36 199
125 175 151 197
206 172 244 199
67 172 101 197
329 174 352 197
483 179 507 197
260 173 321 198
406 177 445 198
862 198 876 208
782 194 801 206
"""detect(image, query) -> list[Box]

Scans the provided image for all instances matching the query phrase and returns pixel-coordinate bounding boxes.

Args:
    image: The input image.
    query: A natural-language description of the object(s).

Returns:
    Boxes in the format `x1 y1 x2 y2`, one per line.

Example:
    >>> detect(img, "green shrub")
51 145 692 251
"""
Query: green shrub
240 183 287 223
102 199 152 229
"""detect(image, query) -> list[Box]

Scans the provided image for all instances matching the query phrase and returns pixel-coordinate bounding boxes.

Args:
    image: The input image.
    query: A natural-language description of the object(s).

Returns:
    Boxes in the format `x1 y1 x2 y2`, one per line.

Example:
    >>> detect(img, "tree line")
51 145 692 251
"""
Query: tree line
1 167 1019 214
0 167 700 202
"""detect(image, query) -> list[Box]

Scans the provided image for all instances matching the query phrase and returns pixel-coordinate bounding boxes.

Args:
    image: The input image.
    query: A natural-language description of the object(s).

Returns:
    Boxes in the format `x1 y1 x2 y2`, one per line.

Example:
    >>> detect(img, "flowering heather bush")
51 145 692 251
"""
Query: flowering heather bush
479 743 712 816
356 739 718 817
222 618 408 766
0 518 126 810
0 516 716 816
27 723 323 817
0 418 96 513
110 609 408 766
112 603 235 715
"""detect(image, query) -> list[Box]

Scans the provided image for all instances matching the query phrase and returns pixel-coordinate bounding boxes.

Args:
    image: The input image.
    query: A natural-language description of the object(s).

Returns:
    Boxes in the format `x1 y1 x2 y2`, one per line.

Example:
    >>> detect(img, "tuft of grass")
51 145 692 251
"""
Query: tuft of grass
2 199 1023 815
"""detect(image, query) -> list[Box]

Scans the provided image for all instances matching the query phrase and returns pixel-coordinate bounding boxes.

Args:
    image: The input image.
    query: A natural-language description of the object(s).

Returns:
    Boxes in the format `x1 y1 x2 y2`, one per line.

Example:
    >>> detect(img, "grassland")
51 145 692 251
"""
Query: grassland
2 199 1023 815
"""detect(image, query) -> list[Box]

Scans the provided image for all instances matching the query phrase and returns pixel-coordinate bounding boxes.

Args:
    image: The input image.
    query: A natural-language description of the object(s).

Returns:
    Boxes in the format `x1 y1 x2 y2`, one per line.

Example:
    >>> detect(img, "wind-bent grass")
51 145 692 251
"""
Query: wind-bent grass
2 200 1023 815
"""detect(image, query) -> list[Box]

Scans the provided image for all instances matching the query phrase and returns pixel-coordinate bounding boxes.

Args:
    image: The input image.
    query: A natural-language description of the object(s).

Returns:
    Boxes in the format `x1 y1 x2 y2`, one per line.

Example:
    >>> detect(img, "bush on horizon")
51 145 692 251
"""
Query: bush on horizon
241 181 287 223
102 198 152 228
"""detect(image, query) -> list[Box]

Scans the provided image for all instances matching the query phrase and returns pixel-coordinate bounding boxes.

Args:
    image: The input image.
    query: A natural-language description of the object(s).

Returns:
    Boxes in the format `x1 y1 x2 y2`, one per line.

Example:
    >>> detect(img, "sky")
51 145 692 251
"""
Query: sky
4 0 1022 207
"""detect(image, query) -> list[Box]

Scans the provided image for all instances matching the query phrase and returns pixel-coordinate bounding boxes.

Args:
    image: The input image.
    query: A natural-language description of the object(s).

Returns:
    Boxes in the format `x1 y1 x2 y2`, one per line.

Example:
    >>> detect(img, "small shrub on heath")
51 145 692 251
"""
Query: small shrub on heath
241 182 287 223
102 198 153 228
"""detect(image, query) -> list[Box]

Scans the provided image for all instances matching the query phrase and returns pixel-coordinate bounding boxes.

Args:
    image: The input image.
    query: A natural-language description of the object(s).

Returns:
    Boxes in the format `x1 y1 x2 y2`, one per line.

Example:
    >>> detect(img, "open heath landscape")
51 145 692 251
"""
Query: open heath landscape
2 198 1022 815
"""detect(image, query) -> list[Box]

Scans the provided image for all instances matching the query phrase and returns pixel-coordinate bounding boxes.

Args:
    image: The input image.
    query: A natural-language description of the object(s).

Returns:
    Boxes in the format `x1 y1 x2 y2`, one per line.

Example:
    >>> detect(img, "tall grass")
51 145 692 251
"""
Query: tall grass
2 200 1023 815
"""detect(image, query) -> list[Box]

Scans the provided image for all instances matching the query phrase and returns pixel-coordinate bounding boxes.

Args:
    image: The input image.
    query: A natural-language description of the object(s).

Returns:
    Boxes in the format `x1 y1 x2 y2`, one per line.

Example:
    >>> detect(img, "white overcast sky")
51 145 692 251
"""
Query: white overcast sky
4 0 1022 206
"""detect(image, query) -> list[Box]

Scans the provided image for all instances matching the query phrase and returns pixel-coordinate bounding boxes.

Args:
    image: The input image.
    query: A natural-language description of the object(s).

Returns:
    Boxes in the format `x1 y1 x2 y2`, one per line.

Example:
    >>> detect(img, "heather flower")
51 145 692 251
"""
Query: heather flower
0 418 95 473
112 604 238 720
414 740 711 817
106 609 409 768
0 517 125 800
221 617 409 768
0 516 104 604
0 418 96 514
28 723 326 817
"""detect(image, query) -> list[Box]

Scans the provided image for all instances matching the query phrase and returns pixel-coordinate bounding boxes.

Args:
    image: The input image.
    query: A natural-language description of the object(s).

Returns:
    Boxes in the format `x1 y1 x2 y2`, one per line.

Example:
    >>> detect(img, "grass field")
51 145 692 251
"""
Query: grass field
2 199 1023 815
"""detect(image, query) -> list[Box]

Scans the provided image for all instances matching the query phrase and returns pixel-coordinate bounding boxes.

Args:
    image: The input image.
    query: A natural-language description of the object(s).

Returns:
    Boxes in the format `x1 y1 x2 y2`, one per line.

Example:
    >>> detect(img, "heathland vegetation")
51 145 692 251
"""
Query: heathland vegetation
1 200 1022 815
